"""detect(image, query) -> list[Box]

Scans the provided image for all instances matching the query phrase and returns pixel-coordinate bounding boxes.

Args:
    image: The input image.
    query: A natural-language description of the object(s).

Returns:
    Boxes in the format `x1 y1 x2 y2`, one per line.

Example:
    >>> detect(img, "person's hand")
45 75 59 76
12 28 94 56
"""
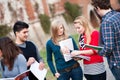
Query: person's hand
70 50 79 56
27 57 35 66
61 46 70 54
39 62 45 70
55 72 60 78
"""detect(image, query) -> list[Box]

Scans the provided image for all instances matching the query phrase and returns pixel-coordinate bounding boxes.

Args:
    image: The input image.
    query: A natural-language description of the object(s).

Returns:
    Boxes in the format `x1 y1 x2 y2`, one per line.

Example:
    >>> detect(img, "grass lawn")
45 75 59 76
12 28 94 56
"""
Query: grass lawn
40 48 56 80
0 34 79 79
40 34 79 80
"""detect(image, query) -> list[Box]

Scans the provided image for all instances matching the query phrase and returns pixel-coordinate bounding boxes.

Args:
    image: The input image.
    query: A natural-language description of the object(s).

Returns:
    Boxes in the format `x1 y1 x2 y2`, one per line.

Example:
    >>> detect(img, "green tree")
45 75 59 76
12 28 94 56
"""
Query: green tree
35 2 39 14
0 24 11 37
49 4 55 17
39 14 51 34
64 2 82 22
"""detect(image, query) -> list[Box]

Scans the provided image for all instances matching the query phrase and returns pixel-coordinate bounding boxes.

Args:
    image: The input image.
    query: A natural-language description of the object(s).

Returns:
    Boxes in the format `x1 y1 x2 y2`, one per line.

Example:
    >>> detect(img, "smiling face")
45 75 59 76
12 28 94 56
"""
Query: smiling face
74 21 85 34
16 28 29 43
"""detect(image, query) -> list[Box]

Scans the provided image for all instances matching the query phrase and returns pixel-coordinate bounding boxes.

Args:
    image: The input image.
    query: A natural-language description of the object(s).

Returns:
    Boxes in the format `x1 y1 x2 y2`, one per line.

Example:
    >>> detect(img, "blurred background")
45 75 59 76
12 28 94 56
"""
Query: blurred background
0 0 120 80
0 0 120 49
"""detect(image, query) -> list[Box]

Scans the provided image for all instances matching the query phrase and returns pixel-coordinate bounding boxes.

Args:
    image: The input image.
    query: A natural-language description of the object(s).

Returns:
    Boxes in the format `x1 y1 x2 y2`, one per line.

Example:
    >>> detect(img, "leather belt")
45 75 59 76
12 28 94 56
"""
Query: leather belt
58 62 79 73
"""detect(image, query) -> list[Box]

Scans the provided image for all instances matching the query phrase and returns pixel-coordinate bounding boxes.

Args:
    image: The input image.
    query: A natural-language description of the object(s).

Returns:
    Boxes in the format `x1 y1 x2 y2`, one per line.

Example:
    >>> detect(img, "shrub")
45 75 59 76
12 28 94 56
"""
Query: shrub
64 2 82 22
0 24 11 37
39 14 51 34
62 13 73 24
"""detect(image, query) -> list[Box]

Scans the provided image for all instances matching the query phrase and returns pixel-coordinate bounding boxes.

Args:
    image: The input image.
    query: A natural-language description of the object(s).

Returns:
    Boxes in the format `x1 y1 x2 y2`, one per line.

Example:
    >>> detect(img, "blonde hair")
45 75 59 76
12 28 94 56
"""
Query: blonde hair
50 20 68 44
74 16 94 44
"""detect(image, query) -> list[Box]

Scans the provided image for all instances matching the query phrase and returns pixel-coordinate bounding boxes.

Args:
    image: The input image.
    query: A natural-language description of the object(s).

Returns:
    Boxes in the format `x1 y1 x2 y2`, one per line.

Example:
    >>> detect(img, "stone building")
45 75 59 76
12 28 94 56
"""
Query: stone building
0 0 120 50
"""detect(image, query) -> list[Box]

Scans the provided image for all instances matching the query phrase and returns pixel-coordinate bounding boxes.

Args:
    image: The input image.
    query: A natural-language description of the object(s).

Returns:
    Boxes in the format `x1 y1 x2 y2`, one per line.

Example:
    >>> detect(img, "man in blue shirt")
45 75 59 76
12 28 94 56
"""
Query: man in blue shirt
91 0 120 80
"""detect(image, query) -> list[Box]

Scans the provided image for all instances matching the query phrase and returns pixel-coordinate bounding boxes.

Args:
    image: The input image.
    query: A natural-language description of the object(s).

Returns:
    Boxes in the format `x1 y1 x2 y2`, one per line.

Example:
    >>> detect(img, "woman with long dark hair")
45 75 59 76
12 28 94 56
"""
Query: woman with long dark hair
0 36 28 80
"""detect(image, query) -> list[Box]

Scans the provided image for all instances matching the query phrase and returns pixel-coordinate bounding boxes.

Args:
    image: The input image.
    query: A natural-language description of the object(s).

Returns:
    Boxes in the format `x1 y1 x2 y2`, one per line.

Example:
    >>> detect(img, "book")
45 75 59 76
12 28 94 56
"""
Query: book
72 55 90 61
0 61 47 80
59 38 74 61
62 53 72 61
59 38 90 61
59 38 74 51
30 61 47 80
0 70 30 80
85 44 103 51
61 53 90 61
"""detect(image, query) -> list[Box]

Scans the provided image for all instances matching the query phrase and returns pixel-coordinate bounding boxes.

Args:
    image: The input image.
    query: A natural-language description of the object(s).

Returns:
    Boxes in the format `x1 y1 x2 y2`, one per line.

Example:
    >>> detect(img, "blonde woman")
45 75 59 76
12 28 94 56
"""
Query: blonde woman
71 16 106 80
46 20 83 80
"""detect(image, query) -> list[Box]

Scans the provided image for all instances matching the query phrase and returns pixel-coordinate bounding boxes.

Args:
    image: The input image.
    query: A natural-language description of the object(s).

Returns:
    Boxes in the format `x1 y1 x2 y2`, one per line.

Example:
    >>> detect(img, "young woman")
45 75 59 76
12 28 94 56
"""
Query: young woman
71 16 106 80
0 37 28 80
46 20 83 80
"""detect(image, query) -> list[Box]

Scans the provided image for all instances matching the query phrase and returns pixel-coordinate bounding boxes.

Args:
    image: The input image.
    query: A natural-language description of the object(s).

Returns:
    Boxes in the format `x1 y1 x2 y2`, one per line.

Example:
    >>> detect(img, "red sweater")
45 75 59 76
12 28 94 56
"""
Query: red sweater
80 30 104 64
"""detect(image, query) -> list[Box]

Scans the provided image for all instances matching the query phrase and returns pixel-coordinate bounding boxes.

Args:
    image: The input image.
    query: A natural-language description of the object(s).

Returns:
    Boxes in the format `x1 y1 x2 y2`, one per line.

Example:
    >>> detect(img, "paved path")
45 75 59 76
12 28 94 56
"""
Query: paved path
79 57 115 80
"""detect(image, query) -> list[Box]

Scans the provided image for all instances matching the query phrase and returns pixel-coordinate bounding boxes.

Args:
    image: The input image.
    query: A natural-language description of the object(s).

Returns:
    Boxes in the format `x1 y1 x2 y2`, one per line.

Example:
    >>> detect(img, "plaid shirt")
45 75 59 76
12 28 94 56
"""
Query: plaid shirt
99 10 120 69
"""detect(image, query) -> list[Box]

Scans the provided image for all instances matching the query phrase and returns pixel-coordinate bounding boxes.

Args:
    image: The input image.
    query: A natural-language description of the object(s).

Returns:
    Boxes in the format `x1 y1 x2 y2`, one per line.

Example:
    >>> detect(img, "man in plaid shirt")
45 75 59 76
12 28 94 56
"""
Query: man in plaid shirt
91 0 120 80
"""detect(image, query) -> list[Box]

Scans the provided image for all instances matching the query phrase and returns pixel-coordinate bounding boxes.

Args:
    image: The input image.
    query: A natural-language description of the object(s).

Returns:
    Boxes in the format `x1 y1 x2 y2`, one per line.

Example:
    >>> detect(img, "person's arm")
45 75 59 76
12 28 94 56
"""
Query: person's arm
17 54 29 80
35 46 44 62
99 21 114 56
32 42 45 70
31 42 44 62
17 54 28 73
46 40 57 76
71 31 99 56
71 50 93 56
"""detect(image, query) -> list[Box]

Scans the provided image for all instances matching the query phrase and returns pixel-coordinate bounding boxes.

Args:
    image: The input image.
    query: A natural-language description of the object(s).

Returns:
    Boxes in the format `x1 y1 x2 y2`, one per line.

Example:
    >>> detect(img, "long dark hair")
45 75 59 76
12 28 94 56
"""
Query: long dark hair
0 37 22 70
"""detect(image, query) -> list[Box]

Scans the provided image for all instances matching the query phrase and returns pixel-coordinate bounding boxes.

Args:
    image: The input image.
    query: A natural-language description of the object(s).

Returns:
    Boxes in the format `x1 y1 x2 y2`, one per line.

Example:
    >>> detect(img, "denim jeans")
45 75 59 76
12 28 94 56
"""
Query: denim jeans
111 66 120 80
57 66 83 80
84 71 106 80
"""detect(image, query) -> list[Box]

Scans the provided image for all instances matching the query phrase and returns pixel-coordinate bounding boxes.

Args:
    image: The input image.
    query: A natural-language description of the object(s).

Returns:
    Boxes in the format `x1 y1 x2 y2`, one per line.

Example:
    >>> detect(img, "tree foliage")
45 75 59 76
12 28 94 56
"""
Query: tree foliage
49 4 55 17
0 24 11 37
39 14 51 34
64 2 82 22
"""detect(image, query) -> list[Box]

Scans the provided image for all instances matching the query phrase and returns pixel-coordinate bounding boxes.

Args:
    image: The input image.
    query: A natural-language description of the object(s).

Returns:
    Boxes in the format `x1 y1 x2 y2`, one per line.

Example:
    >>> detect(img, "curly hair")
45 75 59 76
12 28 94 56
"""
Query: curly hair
91 0 112 9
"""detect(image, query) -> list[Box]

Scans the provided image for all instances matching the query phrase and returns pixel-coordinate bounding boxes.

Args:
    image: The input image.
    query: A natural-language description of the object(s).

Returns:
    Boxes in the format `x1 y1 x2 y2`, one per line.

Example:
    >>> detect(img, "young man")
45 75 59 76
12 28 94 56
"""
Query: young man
13 21 45 80
91 0 120 80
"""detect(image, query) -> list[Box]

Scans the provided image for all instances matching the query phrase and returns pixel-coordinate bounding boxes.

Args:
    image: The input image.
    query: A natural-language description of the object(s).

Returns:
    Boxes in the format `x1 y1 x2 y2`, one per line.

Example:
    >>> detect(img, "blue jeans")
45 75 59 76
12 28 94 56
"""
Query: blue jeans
57 66 83 80
111 66 120 80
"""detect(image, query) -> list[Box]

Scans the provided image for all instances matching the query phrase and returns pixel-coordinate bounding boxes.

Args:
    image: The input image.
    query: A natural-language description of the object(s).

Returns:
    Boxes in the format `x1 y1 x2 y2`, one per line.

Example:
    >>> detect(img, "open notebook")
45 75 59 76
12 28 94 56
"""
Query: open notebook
59 38 90 61
0 70 30 80
0 61 47 80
